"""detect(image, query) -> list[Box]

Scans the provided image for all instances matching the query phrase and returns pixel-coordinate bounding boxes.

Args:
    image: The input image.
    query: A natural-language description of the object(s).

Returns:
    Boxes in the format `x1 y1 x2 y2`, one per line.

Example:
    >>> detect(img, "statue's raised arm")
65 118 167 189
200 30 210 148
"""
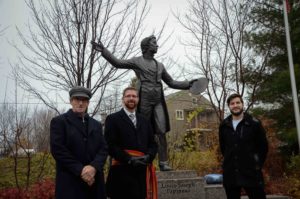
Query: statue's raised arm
91 40 104 52
91 40 138 69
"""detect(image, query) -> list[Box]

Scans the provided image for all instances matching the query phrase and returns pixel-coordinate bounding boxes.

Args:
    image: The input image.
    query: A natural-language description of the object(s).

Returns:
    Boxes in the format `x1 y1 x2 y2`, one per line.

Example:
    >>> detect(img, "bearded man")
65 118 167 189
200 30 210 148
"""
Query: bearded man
219 93 268 199
104 87 158 199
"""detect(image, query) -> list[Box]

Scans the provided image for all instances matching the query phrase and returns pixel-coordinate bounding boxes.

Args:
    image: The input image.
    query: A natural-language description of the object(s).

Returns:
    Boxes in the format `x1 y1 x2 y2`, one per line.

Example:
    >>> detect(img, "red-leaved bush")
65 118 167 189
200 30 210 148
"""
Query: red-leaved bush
0 179 55 199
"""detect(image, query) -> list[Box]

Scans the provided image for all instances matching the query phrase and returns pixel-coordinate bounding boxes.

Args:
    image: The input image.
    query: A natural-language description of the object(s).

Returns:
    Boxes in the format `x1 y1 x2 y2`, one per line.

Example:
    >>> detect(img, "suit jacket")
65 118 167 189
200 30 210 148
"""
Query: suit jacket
219 113 268 187
104 108 157 198
102 48 190 133
50 109 108 199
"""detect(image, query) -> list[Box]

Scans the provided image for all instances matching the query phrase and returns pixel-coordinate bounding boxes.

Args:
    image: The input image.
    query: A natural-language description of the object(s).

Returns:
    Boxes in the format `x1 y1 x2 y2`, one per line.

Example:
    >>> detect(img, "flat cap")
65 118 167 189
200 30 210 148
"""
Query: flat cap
69 86 92 99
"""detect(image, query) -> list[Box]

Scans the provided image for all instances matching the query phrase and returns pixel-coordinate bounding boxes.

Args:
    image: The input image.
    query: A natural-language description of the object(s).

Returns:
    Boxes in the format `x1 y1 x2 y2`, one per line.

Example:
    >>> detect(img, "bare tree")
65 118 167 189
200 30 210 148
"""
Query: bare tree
30 108 56 180
12 0 168 115
175 0 269 121
0 101 33 189
31 108 55 152
0 24 7 63
0 77 52 189
0 101 59 190
0 104 14 157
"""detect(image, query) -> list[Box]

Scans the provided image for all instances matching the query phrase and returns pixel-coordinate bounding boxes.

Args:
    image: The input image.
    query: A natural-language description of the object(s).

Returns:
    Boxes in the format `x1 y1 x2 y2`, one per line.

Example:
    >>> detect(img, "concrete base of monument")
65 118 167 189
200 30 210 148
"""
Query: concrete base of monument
157 170 205 199
242 195 290 199
205 184 290 199
205 184 226 199
156 170 291 199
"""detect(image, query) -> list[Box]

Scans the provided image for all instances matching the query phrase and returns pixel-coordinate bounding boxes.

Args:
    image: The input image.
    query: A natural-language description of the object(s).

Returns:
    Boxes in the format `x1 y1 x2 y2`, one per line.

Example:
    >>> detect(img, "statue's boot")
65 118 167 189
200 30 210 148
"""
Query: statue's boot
159 161 172 171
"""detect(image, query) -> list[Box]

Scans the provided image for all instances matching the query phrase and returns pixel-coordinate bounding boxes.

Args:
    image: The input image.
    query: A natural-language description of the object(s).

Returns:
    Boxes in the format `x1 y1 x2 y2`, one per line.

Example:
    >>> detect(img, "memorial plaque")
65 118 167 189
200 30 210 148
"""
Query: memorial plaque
157 170 205 199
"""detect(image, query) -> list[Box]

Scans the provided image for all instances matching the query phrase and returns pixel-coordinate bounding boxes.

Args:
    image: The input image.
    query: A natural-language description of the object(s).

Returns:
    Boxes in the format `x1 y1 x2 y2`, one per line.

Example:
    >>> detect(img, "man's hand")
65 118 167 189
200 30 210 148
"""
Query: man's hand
138 155 150 164
91 40 104 52
81 165 97 186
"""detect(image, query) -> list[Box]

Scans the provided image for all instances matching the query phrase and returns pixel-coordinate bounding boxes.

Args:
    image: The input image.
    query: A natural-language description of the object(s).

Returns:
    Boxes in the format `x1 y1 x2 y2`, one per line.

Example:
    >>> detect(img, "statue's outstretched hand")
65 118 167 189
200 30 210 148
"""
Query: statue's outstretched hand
91 40 104 52
189 79 198 87
189 77 209 95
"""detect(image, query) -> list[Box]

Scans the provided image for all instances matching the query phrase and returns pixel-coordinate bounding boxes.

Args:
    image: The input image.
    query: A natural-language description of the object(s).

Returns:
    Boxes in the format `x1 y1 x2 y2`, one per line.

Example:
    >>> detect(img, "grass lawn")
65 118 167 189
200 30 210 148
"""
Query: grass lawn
0 153 55 189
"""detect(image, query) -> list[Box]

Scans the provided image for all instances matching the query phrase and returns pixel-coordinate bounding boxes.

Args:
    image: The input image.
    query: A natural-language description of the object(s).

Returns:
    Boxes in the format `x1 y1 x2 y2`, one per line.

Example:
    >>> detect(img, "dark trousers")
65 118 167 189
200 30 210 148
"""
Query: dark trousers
224 185 266 199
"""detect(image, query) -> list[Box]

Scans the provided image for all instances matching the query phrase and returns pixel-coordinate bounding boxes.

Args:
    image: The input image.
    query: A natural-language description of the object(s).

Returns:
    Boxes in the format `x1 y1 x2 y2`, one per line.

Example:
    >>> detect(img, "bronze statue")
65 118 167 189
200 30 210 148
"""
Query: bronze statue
92 36 199 171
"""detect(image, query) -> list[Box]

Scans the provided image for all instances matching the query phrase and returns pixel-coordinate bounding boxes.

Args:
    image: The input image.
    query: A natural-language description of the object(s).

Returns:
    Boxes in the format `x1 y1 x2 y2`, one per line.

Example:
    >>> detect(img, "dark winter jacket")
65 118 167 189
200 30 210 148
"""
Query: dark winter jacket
50 109 108 199
219 113 268 187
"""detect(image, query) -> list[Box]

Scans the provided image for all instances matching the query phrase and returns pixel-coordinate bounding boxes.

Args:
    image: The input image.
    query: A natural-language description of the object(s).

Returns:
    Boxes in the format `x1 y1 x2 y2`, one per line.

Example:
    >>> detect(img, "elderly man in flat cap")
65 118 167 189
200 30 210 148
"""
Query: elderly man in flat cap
50 86 108 199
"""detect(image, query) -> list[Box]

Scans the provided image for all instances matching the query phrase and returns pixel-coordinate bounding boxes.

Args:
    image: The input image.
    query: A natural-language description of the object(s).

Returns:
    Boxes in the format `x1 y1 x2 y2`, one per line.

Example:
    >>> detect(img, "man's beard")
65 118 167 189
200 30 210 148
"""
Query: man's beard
230 108 243 116
124 101 137 109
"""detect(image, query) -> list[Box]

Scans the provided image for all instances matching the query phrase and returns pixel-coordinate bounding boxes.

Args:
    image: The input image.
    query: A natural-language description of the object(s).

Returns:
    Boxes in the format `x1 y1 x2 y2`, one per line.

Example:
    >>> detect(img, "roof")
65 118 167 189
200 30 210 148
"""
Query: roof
165 90 211 106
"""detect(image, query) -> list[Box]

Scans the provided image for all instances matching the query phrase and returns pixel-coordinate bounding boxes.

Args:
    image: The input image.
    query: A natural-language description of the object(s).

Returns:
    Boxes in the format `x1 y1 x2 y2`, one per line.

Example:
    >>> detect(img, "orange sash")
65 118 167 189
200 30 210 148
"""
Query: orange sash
111 149 158 199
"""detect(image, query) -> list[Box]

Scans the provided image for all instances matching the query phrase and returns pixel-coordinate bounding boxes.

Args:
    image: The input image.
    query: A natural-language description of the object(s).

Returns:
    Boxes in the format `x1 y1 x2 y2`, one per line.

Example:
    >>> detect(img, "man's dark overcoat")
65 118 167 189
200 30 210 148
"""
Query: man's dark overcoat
102 48 190 133
104 109 157 198
50 109 108 199
219 113 268 187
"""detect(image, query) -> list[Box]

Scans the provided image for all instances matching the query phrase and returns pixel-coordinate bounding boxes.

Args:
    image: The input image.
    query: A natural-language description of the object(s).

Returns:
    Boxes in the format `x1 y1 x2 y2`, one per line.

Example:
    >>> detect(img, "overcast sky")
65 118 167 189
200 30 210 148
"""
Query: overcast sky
0 0 190 108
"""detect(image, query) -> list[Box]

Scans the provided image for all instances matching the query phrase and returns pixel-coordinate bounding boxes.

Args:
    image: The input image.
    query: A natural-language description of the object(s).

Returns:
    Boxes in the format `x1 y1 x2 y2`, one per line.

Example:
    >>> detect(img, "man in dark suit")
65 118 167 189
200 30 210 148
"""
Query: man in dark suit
50 86 108 199
105 87 158 199
219 93 268 199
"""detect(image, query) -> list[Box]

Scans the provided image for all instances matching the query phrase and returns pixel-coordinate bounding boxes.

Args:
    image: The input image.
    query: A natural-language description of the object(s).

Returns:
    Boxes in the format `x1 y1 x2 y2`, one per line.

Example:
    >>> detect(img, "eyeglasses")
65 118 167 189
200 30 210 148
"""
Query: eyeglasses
124 95 138 98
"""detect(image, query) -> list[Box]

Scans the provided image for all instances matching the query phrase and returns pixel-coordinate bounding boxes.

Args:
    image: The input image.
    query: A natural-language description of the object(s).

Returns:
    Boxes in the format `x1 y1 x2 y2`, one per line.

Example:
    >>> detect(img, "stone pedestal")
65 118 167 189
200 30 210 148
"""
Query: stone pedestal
156 170 290 199
205 184 226 199
157 170 205 199
241 195 290 199
205 185 291 199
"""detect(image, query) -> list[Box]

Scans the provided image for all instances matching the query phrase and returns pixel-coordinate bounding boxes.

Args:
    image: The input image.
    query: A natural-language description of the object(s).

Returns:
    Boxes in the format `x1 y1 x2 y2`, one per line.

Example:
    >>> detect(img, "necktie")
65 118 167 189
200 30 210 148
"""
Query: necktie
129 114 136 127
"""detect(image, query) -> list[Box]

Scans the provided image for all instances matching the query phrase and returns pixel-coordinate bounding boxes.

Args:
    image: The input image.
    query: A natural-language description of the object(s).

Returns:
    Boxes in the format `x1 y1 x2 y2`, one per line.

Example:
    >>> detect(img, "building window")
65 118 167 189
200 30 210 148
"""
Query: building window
175 110 184 120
